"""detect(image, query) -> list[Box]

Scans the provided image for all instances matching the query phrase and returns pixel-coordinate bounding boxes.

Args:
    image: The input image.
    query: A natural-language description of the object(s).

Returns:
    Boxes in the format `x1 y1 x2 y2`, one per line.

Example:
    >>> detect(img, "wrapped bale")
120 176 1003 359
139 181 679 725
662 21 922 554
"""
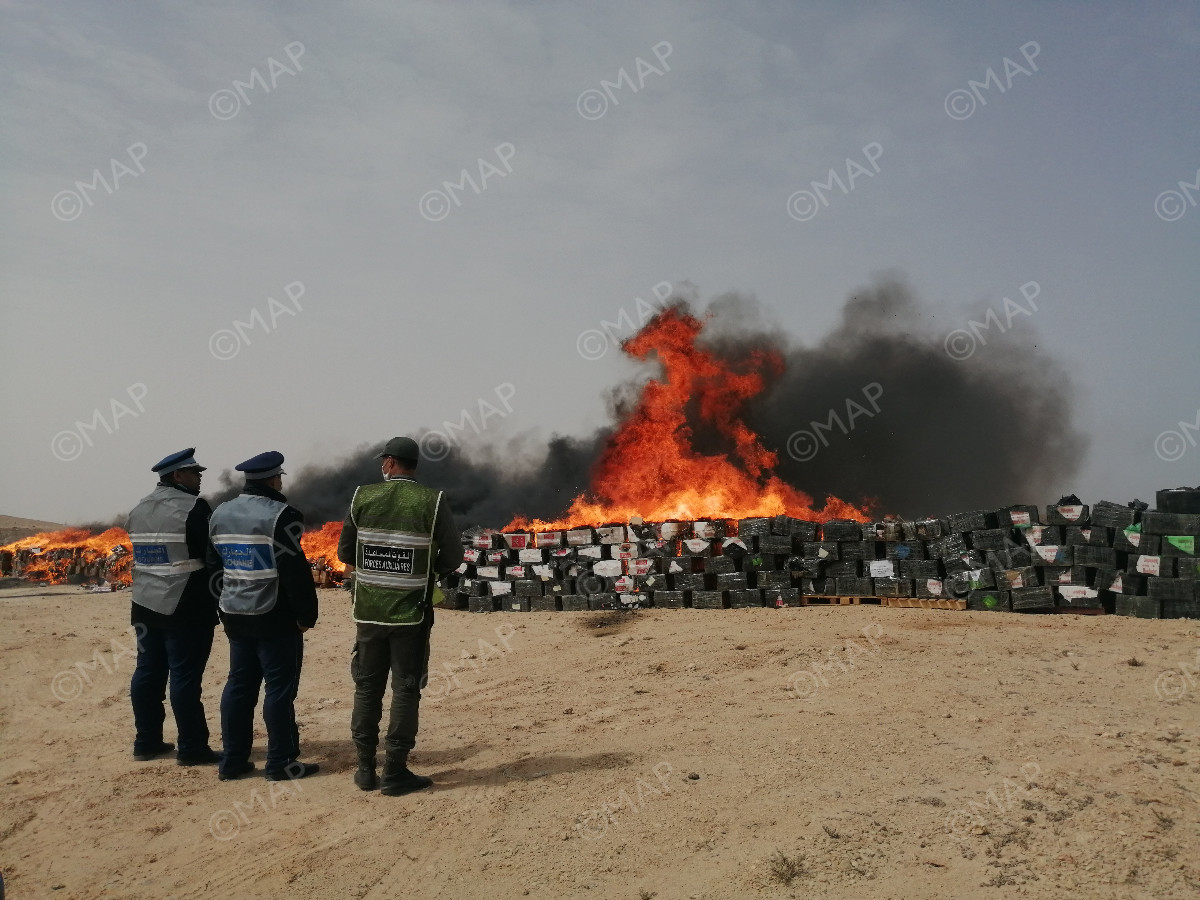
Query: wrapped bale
729 588 763 608
1056 584 1103 608
692 521 726 540
1156 488 1200 514
1161 535 1197 558
824 559 862 577
652 590 686 609
518 547 548 564
1073 545 1117 568
535 531 564 549
1114 595 1159 618
566 528 596 546
737 517 771 538
1113 527 1159 555
898 559 942 578
1024 526 1065 547
531 595 560 612
1131 555 1175 578
821 519 862 541
786 556 823 578
1044 501 1089 526
909 518 948 540
802 541 839 560
561 595 589 611
863 520 906 541
867 559 896 579
929 534 969 559
799 577 834 595
997 505 1041 528
838 541 876 561
1041 565 1088 585
873 577 913 597
655 521 690 541
469 595 497 613
743 552 780 572
691 589 726 609
1090 500 1140 529
1011 585 1055 611
680 538 714 558
1147 578 1195 601
587 592 623 610
997 567 1041 590
967 568 996 590
971 528 1014 551
502 533 534 550
1177 558 1200 579
1066 526 1111 547
705 555 737 575
968 589 1011 611
834 576 873 596
672 573 707 591
754 535 793 554
944 572 972 596
772 516 817 540
884 540 926 561
1161 596 1200 619
755 570 792 589
715 572 748 590
947 509 997 533
505 597 532 612
1031 544 1074 566
942 550 986 575
986 547 1034 570
915 578 949 598
512 579 543 597
596 525 628 545
1141 512 1200 536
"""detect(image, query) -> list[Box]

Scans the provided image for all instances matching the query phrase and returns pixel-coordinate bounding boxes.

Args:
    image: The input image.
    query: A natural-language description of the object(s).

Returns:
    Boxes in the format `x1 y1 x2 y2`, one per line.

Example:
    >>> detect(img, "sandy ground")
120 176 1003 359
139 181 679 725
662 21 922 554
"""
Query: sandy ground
1 584 1198 900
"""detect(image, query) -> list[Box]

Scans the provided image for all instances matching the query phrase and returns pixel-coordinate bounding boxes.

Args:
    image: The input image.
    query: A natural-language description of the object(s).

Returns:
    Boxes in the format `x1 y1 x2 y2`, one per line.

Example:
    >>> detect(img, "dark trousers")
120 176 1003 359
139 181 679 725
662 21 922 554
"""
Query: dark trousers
220 630 304 774
130 624 215 755
350 615 432 759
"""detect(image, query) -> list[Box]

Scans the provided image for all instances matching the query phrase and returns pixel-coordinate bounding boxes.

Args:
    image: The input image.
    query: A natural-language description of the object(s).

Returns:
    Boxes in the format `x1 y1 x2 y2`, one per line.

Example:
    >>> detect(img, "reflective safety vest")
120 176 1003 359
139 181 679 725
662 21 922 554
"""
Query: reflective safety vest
127 484 205 615
350 479 442 625
209 494 288 616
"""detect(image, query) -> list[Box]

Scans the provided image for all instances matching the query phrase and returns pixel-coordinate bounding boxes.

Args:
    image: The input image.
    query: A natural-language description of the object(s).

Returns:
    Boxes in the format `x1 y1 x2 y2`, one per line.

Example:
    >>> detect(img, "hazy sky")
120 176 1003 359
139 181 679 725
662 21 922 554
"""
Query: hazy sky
2 1 1198 525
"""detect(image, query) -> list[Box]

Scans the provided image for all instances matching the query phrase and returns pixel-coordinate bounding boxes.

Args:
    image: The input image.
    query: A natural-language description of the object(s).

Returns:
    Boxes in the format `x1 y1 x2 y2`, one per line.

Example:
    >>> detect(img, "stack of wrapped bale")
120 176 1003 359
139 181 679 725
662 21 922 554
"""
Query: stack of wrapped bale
1110 510 1200 619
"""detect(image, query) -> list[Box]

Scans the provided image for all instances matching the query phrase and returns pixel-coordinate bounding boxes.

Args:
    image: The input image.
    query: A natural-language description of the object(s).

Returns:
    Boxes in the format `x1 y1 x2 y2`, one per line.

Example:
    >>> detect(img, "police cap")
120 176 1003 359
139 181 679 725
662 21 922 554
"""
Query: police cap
377 437 419 464
235 450 286 480
151 448 206 475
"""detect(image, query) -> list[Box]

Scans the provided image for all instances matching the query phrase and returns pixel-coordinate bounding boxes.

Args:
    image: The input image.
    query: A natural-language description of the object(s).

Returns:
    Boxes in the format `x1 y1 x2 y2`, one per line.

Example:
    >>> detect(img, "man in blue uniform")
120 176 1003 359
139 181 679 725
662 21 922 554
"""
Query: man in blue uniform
209 451 320 782
337 436 463 795
127 448 221 764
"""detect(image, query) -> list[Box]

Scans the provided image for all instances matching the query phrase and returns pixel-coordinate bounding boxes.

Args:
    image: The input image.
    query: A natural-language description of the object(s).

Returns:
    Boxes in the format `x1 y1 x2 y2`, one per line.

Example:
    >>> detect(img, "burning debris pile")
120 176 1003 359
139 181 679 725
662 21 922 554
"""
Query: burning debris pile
0 528 132 588
446 488 1200 618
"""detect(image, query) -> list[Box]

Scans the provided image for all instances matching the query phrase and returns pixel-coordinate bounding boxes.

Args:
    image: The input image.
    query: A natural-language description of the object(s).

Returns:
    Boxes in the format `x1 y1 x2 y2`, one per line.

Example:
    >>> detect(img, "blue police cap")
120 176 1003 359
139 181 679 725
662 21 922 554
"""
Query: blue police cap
151 448 206 475
235 450 286 480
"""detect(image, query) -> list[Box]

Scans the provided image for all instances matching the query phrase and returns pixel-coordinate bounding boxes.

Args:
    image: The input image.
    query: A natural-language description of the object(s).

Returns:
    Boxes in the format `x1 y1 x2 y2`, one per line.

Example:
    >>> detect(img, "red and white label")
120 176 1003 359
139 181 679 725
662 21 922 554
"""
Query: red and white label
1058 585 1098 600
1124 529 1142 548
463 548 483 564
1136 556 1160 575
503 533 531 550
1035 545 1061 562
506 565 527 579
616 542 640 560
597 526 627 544
1057 505 1084 521
518 548 545 563
592 560 622 577
925 579 944 596
1110 574 1124 592
489 581 512 596
535 532 563 548
613 576 636 593
471 534 495 549
693 521 718 539
683 539 710 554
566 529 595 546
1010 511 1031 527
1005 571 1025 589
476 566 500 580
577 545 603 560
627 558 656 575
532 564 555 580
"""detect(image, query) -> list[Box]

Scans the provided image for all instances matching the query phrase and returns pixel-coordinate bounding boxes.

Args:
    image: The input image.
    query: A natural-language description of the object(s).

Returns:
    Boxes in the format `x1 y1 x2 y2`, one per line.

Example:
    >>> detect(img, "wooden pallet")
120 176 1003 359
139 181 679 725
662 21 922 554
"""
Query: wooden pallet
804 595 883 606
881 597 967 611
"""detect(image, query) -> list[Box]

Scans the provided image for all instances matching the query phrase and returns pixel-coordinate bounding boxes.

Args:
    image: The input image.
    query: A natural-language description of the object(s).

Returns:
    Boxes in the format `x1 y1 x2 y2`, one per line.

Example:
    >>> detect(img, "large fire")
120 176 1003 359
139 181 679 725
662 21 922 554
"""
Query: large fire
2 307 871 586
508 306 869 530
0 527 132 586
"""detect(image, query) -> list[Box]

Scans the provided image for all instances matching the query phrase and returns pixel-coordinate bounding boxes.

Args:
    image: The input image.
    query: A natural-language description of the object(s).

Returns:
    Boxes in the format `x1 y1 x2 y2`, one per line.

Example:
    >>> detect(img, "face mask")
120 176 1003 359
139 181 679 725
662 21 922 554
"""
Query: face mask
381 466 389 479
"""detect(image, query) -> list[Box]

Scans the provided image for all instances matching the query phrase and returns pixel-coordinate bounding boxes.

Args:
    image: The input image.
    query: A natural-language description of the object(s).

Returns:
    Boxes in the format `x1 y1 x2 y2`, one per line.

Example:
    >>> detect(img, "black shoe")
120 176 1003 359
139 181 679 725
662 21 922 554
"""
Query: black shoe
133 741 175 761
379 758 433 796
218 760 256 781
354 764 378 791
265 761 320 782
177 747 221 766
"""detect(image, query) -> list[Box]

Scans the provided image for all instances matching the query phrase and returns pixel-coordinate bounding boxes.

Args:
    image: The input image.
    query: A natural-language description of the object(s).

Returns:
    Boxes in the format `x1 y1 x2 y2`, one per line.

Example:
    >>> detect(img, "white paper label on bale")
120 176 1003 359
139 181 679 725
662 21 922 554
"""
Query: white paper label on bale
620 593 643 606
518 548 545 563
628 558 654 575
683 539 709 554
592 559 622 577
504 533 531 550
1036 545 1060 562
614 576 635 593
1124 529 1142 548
532 564 554 580
693 521 717 539
567 529 594 546
535 532 563 548
463 548 482 564
597 526 626 544
476 566 500 580
507 565 526 579
1136 556 1160 575
489 581 512 596
668 559 684 573
486 551 506 564
926 579 943 595
471 534 494 549
1010 511 1031 527
1057 505 1083 521
577 545 603 559
869 560 894 577
455 562 468 574
1058 585 1098 600
616 542 640 559
658 522 687 539
817 547 830 559
550 548 572 558
1005 570 1025 588
644 575 657 587
1110 574 1123 592
1080 528 1092 543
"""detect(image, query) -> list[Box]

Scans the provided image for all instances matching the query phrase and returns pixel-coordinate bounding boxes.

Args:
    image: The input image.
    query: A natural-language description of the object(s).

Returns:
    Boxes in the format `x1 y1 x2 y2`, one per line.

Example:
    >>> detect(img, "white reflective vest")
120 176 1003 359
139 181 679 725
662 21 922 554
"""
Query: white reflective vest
127 484 205 615
210 494 288 616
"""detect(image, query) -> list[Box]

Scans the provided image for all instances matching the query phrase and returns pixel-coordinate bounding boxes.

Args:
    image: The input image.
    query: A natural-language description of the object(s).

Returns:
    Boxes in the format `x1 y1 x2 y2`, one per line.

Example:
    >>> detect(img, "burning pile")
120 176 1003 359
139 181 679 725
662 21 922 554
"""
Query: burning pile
0 528 132 587
447 490 1200 618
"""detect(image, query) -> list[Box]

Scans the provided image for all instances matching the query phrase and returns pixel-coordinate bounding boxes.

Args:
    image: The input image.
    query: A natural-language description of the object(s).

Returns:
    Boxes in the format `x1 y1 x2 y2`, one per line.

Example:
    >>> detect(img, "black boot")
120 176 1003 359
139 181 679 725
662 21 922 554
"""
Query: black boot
379 754 432 796
354 750 378 791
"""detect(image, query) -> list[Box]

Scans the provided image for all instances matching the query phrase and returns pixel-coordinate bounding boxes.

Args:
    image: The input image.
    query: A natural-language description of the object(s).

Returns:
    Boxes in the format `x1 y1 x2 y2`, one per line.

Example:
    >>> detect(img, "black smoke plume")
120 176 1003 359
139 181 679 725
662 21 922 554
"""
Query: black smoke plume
204 277 1087 528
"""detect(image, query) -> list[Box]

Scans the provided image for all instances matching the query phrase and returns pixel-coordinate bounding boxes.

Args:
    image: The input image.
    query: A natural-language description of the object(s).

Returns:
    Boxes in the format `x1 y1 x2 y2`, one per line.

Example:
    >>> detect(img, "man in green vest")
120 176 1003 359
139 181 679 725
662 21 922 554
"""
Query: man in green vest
337 436 464 795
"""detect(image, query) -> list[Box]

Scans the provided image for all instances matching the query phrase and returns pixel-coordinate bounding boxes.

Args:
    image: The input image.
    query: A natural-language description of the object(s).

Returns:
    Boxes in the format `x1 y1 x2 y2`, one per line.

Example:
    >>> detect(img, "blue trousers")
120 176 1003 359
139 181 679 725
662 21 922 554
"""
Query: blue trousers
130 624 215 755
220 630 304 774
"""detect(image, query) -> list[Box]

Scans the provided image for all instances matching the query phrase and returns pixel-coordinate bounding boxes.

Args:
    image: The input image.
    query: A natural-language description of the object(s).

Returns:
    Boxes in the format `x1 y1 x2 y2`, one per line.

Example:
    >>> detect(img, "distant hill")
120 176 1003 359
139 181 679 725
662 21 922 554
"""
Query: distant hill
0 515 65 547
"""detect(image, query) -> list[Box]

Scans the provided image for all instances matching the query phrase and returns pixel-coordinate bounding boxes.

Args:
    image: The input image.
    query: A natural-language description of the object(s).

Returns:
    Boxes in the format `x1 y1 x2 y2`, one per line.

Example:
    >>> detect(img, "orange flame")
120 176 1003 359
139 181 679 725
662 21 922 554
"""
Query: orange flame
509 306 869 530
300 520 345 575
0 527 132 585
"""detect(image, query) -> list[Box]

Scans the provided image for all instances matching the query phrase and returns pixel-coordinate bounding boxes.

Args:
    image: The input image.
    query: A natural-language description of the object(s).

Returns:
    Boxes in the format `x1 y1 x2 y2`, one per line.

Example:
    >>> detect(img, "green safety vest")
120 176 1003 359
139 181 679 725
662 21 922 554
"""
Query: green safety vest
350 479 442 625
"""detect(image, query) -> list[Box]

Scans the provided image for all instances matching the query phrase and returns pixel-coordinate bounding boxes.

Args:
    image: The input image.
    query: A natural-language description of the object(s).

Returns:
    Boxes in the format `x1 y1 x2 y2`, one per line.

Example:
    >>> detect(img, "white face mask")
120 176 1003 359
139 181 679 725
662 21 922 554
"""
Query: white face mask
381 465 389 479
